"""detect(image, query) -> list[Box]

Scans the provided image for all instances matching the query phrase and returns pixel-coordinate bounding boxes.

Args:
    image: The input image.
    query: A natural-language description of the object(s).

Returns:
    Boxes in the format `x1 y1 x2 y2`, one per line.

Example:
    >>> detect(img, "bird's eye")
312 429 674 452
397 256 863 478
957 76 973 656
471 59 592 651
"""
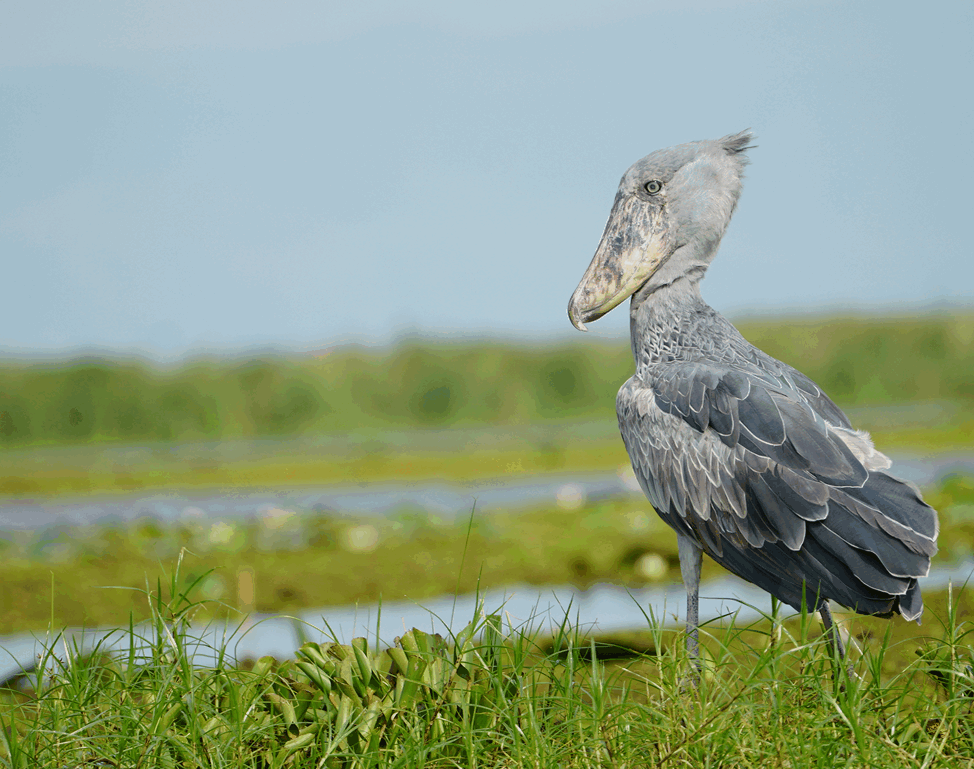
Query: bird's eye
644 180 663 195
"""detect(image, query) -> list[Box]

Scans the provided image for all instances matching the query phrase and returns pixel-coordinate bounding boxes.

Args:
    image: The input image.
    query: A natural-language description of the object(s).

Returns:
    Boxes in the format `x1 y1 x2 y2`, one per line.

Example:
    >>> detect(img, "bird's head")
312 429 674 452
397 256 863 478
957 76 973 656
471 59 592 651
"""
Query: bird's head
568 130 754 330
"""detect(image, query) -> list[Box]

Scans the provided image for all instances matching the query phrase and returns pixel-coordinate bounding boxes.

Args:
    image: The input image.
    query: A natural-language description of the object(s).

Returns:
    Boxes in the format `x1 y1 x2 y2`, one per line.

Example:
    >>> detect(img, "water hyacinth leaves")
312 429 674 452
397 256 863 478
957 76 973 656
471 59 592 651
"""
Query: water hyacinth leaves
22 617 518 767
223 615 516 761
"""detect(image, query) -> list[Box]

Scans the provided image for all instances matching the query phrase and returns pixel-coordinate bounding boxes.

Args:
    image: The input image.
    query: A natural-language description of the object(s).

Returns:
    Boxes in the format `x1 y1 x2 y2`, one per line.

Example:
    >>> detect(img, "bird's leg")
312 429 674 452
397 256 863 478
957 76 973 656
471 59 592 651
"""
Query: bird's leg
677 534 703 672
819 601 856 681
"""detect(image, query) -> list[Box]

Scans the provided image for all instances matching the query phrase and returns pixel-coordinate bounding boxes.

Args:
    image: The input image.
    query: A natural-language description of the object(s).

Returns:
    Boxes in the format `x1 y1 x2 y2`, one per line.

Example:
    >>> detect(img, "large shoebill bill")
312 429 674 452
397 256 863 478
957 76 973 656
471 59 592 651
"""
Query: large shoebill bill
567 131 938 666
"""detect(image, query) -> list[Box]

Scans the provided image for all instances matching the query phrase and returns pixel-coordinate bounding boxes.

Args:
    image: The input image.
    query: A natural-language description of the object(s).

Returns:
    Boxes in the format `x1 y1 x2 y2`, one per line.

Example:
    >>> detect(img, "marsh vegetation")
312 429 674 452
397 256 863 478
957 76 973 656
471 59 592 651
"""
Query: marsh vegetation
1 314 973 765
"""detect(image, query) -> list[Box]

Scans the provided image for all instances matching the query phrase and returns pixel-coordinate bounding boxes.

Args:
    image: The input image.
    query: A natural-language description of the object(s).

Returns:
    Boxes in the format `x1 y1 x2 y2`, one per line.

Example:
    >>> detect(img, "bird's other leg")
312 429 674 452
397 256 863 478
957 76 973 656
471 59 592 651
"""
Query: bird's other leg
677 534 703 671
819 601 845 660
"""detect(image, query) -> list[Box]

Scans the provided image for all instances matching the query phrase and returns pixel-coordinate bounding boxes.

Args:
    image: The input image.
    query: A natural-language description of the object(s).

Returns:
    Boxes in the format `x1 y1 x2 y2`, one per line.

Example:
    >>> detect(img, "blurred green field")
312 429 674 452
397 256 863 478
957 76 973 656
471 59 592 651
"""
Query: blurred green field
1 313 972 446
0 314 971 497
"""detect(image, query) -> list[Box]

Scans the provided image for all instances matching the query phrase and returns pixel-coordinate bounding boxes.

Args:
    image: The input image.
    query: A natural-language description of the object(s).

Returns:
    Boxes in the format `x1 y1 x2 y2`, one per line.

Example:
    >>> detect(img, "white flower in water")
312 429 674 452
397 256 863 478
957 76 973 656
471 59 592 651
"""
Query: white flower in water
182 506 206 520
261 507 296 529
342 524 379 553
635 552 668 581
200 573 227 600
626 510 651 532
556 483 586 510
208 521 236 546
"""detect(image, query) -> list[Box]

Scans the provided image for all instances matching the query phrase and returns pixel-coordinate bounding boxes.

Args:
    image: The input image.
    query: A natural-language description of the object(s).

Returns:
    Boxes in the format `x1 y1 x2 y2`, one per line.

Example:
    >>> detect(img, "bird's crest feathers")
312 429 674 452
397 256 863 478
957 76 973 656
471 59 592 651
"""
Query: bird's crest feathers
720 130 756 161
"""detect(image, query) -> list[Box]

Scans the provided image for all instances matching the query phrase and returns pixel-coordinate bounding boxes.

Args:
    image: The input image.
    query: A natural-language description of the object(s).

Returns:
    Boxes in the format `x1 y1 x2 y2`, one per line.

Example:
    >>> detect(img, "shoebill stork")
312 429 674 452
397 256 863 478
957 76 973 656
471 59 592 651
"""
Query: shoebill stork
567 131 938 666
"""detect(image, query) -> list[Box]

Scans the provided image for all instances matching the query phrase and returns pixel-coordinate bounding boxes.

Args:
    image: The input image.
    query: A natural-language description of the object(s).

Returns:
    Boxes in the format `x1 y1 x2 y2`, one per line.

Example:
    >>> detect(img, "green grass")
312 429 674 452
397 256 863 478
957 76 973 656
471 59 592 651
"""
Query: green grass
1 474 970 766
3 560 974 768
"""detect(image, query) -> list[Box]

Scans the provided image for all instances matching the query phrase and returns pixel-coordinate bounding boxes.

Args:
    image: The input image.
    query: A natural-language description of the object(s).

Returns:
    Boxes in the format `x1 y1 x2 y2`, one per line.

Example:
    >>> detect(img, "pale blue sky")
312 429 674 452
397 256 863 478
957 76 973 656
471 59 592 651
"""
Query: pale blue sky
1 1 971 357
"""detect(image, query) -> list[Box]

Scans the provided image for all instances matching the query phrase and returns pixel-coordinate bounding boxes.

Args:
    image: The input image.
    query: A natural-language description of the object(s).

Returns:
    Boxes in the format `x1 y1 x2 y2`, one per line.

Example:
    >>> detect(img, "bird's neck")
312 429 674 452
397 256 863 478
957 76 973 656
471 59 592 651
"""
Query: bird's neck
629 276 712 370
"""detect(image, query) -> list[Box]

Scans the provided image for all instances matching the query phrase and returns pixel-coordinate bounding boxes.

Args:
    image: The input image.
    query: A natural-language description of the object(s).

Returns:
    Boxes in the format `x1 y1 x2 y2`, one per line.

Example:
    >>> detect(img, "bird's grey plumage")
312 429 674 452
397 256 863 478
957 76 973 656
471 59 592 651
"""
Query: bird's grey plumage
568 131 938 664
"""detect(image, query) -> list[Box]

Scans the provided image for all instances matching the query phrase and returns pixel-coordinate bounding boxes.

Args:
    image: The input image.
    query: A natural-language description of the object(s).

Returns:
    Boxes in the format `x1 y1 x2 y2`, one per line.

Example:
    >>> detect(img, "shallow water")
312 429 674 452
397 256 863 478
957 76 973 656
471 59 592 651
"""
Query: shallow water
1 451 971 536
3 559 972 686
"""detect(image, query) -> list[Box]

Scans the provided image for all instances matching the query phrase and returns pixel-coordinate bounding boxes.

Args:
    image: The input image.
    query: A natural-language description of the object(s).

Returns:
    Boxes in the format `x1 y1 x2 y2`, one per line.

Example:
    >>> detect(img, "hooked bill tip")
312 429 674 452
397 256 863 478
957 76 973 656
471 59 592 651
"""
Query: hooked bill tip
570 314 588 332
567 301 589 331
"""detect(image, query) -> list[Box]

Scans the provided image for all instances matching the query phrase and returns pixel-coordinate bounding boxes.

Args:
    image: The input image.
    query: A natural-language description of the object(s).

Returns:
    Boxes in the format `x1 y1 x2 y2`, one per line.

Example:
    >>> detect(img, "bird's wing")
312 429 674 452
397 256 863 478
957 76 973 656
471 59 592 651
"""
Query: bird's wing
618 361 937 617
650 360 865 486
